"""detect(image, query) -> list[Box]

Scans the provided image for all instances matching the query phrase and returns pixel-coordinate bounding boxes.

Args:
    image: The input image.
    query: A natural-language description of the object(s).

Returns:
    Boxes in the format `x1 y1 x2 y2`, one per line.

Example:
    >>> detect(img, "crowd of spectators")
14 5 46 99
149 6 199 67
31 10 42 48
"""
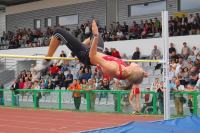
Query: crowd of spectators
1 13 200 49
0 20 199 114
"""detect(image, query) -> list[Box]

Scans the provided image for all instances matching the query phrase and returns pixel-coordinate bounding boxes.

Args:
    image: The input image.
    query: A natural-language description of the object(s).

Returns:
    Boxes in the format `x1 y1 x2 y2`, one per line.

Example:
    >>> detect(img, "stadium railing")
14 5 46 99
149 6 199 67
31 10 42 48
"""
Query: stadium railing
0 89 199 116
0 89 158 114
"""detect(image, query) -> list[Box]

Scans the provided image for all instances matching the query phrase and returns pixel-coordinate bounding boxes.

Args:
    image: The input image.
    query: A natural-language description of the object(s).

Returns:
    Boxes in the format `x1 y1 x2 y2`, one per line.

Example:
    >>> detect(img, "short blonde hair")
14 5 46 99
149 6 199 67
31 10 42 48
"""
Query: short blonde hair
129 69 144 85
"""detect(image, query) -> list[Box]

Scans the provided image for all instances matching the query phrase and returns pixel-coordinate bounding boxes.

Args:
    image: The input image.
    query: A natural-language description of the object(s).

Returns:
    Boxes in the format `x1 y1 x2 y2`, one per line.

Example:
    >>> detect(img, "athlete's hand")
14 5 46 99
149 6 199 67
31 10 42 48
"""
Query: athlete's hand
92 20 99 36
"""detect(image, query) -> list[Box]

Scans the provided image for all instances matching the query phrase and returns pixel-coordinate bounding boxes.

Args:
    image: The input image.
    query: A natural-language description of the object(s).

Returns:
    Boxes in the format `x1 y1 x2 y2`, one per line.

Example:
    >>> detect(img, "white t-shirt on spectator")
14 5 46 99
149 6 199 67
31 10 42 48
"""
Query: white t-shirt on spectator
117 31 123 37
169 71 175 80
175 63 182 76
188 16 195 24
195 79 200 90
85 26 90 34
176 85 185 91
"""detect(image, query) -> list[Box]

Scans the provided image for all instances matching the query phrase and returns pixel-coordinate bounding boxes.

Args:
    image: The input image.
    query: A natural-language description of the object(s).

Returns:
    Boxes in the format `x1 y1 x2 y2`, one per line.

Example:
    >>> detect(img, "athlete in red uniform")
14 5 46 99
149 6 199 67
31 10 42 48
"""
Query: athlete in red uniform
129 84 141 114
37 20 148 88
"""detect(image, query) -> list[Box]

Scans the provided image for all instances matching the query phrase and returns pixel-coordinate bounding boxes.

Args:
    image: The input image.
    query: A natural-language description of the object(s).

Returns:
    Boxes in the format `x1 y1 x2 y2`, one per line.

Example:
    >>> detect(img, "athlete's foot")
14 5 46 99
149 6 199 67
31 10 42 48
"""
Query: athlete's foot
132 111 141 115
92 20 99 37
34 59 53 74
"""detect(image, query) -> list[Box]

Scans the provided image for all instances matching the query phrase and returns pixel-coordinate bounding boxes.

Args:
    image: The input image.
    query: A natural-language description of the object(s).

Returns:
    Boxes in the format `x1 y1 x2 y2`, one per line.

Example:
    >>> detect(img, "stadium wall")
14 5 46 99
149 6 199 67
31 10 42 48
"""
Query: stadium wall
0 12 6 36
6 0 106 32
117 0 200 25
6 0 95 15
117 0 178 24
1 35 200 57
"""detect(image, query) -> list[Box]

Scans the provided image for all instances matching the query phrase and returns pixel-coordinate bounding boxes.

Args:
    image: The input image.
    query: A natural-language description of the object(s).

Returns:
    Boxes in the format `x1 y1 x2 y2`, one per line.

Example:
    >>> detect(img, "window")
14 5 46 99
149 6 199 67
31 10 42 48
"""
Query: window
128 1 166 17
57 14 78 26
45 18 52 27
180 0 200 10
34 19 41 29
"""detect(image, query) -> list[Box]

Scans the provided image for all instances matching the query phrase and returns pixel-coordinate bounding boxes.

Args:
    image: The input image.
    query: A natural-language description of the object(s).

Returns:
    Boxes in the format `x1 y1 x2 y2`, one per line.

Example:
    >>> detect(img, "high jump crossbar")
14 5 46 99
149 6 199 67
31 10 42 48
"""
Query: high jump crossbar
0 54 162 63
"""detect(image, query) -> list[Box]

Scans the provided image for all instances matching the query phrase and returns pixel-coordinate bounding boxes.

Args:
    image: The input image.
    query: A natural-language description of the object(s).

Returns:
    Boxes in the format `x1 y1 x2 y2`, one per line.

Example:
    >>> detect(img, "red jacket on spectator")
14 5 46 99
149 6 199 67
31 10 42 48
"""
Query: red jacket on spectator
50 66 60 75
19 82 24 89
112 50 121 58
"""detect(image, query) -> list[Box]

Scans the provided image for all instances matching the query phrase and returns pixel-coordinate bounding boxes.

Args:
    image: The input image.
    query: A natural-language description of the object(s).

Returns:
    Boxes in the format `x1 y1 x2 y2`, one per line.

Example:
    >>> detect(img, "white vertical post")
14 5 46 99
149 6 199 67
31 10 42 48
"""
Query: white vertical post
162 11 170 120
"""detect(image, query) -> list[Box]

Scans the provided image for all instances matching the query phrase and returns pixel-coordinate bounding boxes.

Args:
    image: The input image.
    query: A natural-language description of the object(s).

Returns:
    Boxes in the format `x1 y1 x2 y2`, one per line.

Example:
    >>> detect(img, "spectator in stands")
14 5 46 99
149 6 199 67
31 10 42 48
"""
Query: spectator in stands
188 50 196 63
170 51 179 62
169 43 176 57
49 63 60 78
18 78 24 89
68 79 82 110
121 21 129 35
169 77 177 88
111 48 121 58
129 21 139 39
66 70 73 86
31 79 42 108
81 68 92 81
10 80 20 106
77 68 84 81
188 71 199 87
141 23 148 39
0 80 4 105
80 78 87 91
154 18 161 33
157 81 164 114
40 79 47 89
104 32 112 42
188 14 195 25
150 78 164 114
85 23 91 38
85 78 96 111
151 45 161 59
60 50 67 57
58 50 67 65
97 78 110 104
191 46 198 56
185 83 197 114
169 65 176 80
175 56 184 76
47 79 54 90
116 22 122 32
181 42 190 59
141 87 153 114
132 47 140 60
104 47 111 55
61 62 69 73
112 79 122 111
172 79 185 116
57 70 65 89
24 77 32 89
116 30 123 40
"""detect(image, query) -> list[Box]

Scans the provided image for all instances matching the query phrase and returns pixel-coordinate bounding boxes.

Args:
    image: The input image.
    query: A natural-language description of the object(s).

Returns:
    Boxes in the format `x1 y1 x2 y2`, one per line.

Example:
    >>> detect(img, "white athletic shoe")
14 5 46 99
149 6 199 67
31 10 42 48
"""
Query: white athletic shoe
34 60 53 73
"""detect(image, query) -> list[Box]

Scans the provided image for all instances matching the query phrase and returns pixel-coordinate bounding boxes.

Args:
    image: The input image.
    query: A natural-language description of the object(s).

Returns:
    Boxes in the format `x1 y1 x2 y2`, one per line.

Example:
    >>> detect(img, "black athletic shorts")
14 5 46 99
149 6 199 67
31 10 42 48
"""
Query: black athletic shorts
53 28 104 65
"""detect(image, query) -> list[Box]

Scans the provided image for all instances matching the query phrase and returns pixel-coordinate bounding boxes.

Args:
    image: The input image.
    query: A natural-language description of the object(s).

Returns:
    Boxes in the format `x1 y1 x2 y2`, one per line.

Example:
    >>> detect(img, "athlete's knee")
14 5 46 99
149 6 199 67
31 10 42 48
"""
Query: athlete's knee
53 27 66 36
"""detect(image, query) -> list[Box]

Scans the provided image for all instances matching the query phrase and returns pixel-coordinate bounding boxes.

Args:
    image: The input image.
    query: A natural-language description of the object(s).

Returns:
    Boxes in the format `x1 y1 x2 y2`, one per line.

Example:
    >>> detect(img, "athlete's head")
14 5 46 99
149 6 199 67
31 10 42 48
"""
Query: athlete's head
127 63 148 87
